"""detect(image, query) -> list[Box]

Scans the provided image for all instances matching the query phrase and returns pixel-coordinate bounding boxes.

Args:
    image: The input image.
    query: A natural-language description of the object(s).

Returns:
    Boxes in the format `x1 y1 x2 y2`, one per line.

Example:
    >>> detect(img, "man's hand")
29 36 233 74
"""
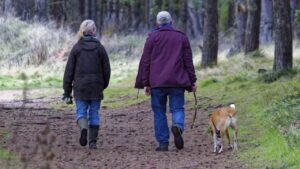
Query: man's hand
144 86 151 96
191 83 197 93
62 93 73 104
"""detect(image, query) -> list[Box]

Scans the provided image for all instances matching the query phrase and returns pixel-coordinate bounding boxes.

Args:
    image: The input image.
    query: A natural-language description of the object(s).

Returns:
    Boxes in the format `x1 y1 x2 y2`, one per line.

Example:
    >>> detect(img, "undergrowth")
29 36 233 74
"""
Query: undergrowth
197 55 300 169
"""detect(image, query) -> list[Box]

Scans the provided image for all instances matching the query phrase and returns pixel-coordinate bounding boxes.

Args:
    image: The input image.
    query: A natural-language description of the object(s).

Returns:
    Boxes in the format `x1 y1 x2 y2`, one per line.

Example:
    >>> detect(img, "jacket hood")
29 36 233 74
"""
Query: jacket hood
78 36 100 51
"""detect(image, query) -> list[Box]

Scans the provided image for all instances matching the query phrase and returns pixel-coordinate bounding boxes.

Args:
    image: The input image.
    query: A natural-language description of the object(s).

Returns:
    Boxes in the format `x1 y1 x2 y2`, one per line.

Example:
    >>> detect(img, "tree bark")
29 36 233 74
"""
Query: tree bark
227 0 247 57
175 0 188 33
4 0 13 15
228 0 235 28
260 0 273 43
188 0 201 37
199 0 205 36
244 0 261 54
0 0 4 15
144 0 151 29
273 0 293 71
132 0 142 30
201 0 218 68
290 0 295 38
35 0 47 21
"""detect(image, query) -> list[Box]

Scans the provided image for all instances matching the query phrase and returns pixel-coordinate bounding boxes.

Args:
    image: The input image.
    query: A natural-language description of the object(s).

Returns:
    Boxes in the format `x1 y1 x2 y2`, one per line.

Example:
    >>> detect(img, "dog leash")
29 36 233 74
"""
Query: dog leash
191 92 198 129
136 89 140 99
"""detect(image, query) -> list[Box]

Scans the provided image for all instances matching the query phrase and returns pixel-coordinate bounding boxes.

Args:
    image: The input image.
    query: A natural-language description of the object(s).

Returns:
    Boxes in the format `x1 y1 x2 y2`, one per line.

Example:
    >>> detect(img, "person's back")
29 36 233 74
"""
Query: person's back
68 35 110 100
143 25 195 89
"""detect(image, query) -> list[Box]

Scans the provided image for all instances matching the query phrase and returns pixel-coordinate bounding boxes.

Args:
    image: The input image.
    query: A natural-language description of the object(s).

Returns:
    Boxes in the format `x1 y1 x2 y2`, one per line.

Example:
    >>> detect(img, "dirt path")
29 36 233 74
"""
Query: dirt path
0 96 244 169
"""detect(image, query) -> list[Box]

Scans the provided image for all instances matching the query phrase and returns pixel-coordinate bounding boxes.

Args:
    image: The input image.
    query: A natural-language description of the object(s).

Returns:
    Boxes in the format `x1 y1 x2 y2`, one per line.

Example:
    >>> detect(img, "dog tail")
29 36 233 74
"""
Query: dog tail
229 103 235 109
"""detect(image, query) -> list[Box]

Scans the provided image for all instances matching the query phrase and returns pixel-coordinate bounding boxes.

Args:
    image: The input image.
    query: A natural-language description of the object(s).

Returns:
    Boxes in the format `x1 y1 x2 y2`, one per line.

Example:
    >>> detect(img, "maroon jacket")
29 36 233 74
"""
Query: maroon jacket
135 26 197 91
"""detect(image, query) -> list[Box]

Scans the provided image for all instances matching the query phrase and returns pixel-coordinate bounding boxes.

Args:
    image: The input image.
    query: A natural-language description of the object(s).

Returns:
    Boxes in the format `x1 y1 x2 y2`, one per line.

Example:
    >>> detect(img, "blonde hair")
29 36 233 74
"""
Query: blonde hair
77 20 97 39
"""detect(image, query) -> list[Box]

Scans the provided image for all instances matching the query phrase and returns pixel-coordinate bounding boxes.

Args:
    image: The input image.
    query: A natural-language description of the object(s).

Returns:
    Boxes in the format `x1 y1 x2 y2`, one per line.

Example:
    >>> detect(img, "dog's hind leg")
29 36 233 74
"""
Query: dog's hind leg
232 124 238 151
225 129 233 149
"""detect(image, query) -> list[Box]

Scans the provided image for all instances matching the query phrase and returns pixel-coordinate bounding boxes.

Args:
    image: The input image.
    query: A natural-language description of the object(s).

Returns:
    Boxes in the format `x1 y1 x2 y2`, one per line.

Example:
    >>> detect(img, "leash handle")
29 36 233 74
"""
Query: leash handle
191 92 198 129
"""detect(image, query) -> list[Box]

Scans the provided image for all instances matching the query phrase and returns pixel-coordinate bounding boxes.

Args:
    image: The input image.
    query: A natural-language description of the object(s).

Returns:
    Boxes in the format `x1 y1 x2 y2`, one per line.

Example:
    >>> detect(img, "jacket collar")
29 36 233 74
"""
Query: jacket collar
152 23 174 32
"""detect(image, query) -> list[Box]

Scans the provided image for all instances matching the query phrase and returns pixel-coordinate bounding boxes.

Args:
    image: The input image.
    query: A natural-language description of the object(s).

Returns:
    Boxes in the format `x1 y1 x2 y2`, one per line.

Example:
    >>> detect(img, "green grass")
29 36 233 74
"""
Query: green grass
0 148 14 160
196 56 300 169
0 74 62 90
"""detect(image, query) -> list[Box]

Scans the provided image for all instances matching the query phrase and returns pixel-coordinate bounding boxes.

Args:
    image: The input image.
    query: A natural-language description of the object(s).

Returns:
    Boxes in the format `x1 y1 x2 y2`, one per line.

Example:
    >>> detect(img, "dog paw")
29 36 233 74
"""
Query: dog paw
233 143 238 151
218 146 223 154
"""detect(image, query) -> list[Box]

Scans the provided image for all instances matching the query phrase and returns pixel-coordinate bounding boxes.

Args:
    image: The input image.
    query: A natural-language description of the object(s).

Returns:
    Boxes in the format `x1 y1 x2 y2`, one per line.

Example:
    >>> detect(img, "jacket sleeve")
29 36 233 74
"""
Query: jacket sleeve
182 36 197 84
100 45 111 89
141 34 155 87
134 55 144 89
63 45 77 94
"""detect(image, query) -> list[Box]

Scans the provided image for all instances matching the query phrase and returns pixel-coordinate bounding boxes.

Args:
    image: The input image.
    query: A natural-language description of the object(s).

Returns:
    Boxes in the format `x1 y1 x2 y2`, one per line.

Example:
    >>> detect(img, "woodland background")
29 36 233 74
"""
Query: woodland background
0 0 299 169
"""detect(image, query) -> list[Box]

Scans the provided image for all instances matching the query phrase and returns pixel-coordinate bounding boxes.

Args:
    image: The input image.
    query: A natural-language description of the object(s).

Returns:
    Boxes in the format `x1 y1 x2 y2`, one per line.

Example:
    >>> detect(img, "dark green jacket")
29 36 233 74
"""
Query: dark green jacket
63 36 111 100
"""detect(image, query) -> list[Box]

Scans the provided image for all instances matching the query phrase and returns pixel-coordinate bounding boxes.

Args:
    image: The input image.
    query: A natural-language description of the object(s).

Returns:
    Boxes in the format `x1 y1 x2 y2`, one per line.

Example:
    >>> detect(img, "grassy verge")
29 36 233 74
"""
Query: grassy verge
196 55 300 169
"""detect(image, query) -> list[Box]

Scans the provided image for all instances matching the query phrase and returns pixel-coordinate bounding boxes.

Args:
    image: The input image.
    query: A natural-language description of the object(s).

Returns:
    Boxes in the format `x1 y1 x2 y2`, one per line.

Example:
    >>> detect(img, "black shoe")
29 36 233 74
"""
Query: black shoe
155 145 168 152
171 126 184 150
89 125 99 149
79 128 87 146
89 142 97 149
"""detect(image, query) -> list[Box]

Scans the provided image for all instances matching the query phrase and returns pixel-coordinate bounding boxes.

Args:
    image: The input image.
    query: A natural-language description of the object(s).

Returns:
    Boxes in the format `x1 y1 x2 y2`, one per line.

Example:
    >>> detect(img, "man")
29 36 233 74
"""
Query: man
135 11 197 151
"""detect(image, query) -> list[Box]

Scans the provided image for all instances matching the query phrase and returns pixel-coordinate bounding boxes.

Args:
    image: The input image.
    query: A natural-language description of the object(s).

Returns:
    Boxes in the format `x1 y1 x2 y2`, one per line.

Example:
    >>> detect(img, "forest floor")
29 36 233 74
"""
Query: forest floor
0 90 243 169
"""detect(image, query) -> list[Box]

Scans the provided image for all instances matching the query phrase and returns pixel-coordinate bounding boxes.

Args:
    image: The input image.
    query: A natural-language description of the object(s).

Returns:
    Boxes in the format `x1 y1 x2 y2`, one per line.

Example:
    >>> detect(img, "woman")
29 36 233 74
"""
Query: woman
63 20 111 149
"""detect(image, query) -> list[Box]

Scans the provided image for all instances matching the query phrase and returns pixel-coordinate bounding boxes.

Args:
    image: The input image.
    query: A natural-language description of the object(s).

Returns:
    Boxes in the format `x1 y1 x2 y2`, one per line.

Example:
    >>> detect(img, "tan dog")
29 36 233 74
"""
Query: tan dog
210 104 238 153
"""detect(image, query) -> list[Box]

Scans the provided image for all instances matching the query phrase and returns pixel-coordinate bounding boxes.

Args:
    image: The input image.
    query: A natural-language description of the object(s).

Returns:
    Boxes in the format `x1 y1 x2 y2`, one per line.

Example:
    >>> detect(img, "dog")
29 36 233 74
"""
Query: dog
210 104 238 154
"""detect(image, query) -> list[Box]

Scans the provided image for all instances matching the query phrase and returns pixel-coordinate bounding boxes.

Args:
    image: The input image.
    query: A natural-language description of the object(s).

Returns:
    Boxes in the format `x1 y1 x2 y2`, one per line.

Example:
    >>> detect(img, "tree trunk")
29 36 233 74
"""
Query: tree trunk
132 0 142 30
175 0 188 33
4 0 13 15
115 0 120 30
201 0 218 68
290 0 295 38
260 0 273 43
199 0 205 36
144 0 151 29
228 0 235 28
35 0 47 21
0 0 4 15
91 0 97 21
188 0 201 38
244 0 261 54
79 0 85 20
273 0 293 71
227 0 247 57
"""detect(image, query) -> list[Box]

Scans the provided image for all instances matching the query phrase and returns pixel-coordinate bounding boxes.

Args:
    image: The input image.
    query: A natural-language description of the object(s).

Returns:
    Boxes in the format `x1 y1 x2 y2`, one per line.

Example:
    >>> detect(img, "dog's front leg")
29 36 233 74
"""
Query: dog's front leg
213 133 217 153
218 129 225 153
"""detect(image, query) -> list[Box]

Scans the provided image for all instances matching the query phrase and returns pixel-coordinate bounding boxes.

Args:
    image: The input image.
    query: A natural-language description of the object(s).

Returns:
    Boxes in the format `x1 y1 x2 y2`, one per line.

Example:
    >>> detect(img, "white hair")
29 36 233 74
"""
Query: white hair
156 11 172 25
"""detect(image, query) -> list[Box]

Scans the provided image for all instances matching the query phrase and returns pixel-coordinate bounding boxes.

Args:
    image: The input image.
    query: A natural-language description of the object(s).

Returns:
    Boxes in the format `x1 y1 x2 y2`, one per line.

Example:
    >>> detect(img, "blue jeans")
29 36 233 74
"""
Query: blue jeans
151 87 185 145
75 99 101 126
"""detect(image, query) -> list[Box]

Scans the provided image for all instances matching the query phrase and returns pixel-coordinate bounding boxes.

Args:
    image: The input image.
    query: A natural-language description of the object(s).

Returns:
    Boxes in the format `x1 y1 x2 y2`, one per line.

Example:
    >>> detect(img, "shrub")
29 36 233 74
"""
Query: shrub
0 16 74 66
265 90 300 147
258 69 298 83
